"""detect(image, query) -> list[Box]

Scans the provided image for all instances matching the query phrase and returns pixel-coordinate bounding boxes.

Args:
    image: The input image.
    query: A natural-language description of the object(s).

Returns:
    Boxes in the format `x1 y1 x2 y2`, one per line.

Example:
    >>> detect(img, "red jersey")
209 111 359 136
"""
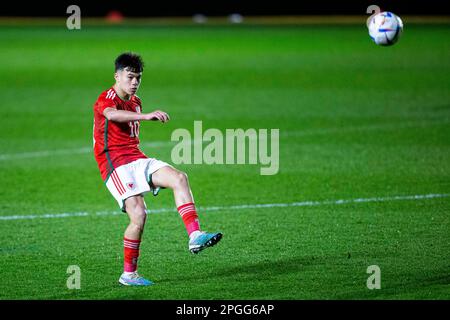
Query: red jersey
93 87 148 181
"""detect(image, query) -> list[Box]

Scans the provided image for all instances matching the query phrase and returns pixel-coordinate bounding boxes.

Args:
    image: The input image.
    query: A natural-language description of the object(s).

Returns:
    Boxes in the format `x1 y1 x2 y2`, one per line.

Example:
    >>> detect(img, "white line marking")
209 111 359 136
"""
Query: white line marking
0 212 90 220
0 147 92 161
0 142 167 161
0 193 448 221
1 118 448 161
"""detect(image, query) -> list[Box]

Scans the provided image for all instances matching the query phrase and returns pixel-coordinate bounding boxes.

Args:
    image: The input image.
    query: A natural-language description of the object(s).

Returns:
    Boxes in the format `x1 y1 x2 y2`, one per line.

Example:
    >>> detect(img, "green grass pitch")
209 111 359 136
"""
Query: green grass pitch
0 21 449 299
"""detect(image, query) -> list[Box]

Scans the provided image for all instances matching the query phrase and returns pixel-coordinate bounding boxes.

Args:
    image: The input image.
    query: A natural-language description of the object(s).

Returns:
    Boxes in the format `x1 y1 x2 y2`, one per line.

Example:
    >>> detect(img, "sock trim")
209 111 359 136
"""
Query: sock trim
124 238 141 249
177 202 195 211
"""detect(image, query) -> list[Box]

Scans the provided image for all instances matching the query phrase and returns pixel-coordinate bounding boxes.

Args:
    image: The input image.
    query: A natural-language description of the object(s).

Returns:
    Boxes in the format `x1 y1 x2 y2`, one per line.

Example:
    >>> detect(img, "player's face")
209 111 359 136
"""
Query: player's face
115 68 142 96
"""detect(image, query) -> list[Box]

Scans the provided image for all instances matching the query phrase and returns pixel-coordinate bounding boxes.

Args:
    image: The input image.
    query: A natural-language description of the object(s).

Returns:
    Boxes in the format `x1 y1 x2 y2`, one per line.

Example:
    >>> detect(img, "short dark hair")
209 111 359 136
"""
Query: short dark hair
115 52 144 73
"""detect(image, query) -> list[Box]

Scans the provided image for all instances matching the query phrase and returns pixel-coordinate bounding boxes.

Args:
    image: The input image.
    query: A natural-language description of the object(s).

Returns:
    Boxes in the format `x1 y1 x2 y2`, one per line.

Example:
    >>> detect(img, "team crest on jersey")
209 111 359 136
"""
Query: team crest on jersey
126 182 136 190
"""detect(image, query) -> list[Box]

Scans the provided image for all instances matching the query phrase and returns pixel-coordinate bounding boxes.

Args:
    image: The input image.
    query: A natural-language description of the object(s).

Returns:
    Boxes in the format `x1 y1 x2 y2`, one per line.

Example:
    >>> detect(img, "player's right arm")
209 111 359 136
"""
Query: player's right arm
103 108 170 123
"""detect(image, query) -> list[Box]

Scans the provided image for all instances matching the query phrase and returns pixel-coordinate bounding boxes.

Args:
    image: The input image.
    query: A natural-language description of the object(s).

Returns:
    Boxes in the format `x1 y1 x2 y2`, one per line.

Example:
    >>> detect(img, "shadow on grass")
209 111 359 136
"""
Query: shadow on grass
333 266 450 300
157 255 336 284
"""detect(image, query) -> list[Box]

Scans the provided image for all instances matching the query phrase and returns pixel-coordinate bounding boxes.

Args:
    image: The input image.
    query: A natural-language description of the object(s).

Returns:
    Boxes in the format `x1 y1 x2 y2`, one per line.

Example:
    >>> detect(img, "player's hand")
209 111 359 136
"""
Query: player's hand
145 110 170 123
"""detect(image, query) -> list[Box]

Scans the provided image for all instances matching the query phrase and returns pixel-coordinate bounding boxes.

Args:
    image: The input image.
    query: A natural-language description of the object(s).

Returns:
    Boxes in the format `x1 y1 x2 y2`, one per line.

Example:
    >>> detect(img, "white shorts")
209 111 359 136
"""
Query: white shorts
105 158 172 212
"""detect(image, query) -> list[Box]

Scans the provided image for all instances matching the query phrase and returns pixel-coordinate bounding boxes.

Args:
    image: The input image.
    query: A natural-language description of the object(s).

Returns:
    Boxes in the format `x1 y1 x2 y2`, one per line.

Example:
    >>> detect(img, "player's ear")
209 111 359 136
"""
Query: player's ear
114 71 119 82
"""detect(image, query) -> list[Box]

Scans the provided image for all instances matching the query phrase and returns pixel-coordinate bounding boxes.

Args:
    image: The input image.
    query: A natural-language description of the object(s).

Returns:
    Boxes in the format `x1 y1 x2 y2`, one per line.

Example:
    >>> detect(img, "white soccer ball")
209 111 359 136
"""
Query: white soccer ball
368 11 403 46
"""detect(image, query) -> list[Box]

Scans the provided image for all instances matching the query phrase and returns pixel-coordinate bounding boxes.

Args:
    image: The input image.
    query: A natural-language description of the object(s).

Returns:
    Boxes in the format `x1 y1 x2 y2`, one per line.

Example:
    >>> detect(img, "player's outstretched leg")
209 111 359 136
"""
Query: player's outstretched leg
119 195 154 286
151 166 223 254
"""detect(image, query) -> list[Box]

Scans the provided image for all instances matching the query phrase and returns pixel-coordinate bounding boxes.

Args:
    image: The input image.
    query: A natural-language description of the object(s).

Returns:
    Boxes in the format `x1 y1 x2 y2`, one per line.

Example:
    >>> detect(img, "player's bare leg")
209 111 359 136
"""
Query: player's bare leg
151 166 222 254
151 166 194 207
119 195 153 286
124 195 147 240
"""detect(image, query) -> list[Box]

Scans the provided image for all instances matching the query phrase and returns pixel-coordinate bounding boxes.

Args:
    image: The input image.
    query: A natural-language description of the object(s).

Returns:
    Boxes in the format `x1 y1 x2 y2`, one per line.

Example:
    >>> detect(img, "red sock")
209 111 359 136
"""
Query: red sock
123 238 141 273
177 202 200 236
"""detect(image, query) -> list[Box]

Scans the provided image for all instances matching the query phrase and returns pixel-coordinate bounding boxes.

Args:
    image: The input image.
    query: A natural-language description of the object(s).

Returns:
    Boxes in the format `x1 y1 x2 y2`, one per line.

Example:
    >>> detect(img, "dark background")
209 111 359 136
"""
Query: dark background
1 0 449 17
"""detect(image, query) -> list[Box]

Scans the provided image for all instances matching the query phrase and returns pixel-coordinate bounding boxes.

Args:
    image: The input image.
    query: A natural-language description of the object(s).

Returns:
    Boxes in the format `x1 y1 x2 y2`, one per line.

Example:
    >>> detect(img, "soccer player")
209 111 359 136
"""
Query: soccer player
93 52 222 286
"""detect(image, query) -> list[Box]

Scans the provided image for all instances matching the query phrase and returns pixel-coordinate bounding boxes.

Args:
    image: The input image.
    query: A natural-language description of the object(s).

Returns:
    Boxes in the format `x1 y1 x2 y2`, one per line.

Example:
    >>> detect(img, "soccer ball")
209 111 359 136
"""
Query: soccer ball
367 11 403 46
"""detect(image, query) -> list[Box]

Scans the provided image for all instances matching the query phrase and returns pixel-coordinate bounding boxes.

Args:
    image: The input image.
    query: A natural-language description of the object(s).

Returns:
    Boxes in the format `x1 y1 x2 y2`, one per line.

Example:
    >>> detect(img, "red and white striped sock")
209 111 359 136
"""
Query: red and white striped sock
177 202 201 237
123 238 141 273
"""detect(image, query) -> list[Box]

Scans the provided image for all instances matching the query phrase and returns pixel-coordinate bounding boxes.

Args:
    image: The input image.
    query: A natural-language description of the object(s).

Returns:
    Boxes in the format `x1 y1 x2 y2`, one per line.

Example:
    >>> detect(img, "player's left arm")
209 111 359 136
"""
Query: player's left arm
103 108 170 123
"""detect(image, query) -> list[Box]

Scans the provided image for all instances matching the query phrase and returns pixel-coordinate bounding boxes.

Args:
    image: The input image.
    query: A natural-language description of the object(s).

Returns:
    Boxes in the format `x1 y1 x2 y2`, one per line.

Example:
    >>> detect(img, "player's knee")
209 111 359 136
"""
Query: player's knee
125 198 147 228
129 209 147 231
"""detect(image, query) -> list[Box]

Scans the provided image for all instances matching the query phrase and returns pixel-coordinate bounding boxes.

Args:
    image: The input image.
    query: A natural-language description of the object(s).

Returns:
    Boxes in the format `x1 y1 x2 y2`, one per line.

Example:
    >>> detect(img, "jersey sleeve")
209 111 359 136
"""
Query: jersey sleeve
95 92 117 115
